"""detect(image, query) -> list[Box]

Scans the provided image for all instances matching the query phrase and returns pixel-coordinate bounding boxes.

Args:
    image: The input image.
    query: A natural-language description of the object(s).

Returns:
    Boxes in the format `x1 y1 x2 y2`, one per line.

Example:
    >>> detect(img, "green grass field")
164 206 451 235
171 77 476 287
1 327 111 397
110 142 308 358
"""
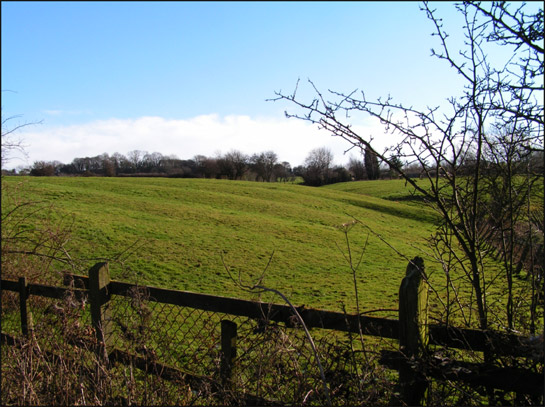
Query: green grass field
2 176 440 314
3 175 533 330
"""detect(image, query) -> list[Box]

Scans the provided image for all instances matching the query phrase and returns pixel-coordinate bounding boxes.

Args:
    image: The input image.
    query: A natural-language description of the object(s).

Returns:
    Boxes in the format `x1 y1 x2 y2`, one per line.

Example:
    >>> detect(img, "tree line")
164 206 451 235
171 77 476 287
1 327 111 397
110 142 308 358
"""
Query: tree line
18 150 291 181
9 145 412 185
8 143 541 188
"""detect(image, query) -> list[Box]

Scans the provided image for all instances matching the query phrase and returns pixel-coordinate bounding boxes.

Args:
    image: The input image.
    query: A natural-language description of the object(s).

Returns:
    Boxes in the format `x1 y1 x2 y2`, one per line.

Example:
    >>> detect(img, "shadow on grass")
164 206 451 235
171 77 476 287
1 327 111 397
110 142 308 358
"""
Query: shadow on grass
342 197 438 224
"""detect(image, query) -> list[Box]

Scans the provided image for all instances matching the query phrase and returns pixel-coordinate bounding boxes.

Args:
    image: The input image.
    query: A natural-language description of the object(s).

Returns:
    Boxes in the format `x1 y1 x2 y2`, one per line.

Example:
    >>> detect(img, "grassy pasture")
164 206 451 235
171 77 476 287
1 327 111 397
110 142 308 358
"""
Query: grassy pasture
2 176 441 315
5 175 531 330
2 175 541 407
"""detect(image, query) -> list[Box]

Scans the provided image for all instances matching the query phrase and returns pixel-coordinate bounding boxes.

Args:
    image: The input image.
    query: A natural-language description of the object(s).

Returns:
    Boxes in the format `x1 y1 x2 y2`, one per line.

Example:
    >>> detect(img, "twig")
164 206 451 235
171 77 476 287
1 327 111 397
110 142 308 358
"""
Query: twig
221 251 332 406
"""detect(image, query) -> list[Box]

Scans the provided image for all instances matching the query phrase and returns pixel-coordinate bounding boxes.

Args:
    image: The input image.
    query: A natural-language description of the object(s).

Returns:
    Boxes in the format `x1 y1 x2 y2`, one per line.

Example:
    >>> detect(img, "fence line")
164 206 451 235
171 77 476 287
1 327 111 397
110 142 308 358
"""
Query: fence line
1 257 543 405
2 269 536 357
68 272 544 357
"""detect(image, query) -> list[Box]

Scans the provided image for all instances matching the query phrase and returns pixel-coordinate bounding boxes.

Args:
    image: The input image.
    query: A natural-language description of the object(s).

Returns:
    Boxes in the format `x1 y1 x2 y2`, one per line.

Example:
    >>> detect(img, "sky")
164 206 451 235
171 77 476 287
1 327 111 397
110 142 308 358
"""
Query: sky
2 1 535 171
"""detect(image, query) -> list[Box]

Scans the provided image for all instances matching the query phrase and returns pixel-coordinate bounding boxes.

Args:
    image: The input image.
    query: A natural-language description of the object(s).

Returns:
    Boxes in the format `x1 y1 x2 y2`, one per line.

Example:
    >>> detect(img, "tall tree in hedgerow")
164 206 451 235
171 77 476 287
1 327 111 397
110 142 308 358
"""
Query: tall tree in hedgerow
364 145 380 180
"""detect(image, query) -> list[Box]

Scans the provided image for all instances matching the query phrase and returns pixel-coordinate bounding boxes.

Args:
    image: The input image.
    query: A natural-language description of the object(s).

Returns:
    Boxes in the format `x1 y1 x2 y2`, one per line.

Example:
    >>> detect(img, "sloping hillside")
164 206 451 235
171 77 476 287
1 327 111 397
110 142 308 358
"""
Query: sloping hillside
2 177 437 313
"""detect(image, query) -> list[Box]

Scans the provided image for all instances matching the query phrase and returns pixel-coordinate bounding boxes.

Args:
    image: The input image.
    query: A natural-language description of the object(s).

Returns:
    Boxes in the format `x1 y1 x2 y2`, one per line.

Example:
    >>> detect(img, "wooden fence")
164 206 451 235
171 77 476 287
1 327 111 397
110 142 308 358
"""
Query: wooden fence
1 258 543 405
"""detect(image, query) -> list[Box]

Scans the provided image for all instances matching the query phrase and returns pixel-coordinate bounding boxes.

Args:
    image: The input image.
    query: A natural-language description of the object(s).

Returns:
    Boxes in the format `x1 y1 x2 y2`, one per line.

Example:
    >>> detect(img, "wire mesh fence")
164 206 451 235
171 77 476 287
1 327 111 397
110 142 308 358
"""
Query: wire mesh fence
1 274 398 405
2 265 542 406
104 285 392 405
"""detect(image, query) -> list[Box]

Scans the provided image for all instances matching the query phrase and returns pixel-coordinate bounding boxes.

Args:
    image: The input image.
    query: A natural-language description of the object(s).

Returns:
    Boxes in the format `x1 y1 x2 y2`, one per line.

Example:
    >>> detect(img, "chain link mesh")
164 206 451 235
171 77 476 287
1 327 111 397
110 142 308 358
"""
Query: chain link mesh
2 281 397 405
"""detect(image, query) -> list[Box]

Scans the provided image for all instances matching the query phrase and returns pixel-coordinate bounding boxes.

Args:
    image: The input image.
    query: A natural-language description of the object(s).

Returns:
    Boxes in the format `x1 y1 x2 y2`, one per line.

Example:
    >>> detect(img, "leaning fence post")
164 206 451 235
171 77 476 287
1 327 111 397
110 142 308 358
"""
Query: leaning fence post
89 262 112 361
398 256 429 406
18 277 33 336
220 319 237 387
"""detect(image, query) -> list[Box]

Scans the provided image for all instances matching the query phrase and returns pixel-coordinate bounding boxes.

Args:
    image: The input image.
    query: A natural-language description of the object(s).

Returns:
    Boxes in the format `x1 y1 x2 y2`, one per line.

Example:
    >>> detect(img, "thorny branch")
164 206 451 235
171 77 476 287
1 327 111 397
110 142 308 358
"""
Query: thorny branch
221 251 332 407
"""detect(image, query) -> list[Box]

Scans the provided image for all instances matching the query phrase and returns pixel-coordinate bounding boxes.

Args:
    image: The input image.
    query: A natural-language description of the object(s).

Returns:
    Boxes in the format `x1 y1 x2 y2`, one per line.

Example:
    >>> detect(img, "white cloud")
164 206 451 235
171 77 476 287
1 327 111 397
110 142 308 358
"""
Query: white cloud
9 114 392 170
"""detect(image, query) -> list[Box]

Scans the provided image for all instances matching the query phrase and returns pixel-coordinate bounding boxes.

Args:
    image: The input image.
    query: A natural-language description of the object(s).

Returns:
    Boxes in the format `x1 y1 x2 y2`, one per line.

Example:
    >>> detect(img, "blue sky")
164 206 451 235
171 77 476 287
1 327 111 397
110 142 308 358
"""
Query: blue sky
1 1 529 170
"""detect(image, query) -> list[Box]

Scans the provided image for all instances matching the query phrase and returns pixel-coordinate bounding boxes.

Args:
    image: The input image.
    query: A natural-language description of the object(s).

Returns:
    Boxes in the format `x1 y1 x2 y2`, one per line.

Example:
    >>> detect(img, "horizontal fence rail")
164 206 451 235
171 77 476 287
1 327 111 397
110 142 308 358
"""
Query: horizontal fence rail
1 275 537 358
2 258 543 406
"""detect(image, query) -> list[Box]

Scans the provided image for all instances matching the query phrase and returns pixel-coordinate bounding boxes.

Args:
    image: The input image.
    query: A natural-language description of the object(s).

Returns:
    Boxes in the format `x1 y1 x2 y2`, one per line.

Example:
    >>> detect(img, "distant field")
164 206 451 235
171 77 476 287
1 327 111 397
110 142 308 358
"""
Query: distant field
324 177 423 201
0 176 462 316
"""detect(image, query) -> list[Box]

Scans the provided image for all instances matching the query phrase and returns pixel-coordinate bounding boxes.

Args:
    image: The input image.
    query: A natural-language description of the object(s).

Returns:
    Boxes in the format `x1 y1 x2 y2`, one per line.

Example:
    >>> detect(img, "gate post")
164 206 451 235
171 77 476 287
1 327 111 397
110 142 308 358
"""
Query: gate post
89 262 112 361
220 319 237 387
398 256 429 406
18 277 33 336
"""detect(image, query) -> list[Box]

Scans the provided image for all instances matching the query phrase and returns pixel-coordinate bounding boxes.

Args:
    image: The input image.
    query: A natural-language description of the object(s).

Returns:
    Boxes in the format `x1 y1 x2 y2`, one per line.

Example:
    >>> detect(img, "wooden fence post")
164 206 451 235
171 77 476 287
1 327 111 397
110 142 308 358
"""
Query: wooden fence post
89 262 112 361
220 319 237 387
18 277 33 336
398 256 429 406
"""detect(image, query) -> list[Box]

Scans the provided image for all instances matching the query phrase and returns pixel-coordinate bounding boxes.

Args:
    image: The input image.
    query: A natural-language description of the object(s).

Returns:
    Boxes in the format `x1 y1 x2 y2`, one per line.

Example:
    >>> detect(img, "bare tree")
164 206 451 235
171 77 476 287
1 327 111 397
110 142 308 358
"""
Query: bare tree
272 1 543 333
251 151 279 182
142 151 163 173
274 161 294 182
303 147 333 186
217 150 249 180
29 160 59 176
1 105 42 169
348 155 365 180
126 150 144 173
